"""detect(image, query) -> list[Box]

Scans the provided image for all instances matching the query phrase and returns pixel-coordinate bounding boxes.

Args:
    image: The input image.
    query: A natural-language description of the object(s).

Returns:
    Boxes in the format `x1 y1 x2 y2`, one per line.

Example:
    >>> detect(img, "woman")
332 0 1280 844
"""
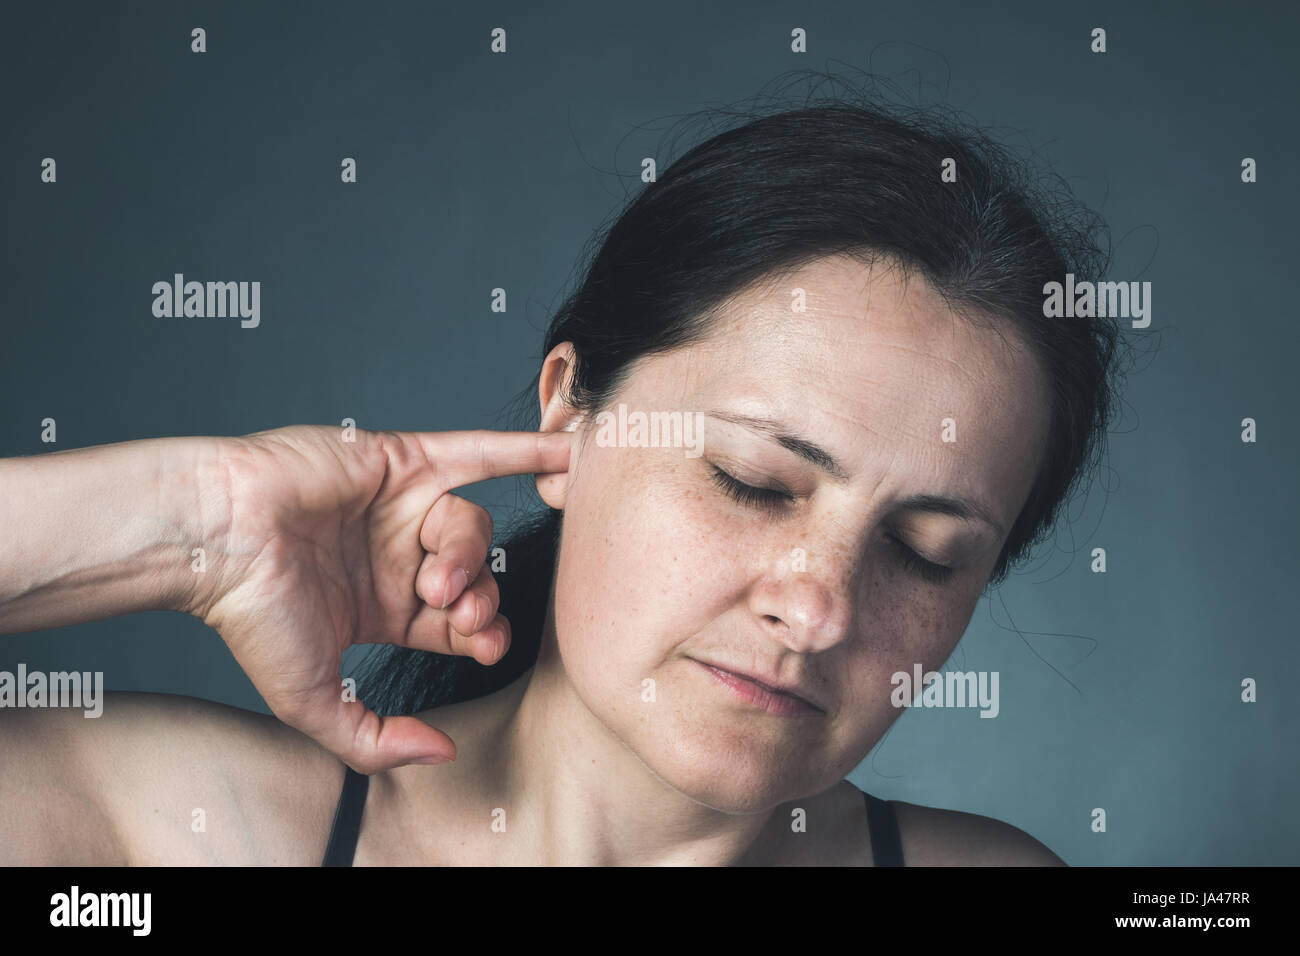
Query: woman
0 99 1120 865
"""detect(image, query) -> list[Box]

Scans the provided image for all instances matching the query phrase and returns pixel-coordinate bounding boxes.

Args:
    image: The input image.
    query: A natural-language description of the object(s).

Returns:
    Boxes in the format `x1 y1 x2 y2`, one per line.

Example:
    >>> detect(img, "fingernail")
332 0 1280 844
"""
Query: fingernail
411 753 454 765
441 566 469 609
478 631 499 663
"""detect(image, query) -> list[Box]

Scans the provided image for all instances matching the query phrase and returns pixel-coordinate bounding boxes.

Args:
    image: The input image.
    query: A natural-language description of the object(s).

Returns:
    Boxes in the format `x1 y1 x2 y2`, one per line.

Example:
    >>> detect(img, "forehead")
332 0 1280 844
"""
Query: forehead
626 255 1051 523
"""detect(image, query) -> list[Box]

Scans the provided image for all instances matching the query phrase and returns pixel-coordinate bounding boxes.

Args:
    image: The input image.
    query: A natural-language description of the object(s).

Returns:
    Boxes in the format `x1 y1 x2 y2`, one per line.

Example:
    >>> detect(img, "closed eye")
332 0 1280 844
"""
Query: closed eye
886 534 955 584
709 465 796 514
710 464 958 584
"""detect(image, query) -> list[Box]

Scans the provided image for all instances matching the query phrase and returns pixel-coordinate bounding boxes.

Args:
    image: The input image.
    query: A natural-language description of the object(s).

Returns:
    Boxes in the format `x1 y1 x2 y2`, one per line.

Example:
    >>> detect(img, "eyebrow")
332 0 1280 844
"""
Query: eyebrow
706 410 853 481
704 410 1005 537
892 493 1005 538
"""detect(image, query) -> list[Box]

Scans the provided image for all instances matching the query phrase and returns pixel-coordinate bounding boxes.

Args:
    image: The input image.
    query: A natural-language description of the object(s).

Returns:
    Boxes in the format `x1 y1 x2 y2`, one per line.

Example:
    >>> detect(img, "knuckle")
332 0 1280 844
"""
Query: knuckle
371 429 400 469
447 626 472 653
449 499 493 549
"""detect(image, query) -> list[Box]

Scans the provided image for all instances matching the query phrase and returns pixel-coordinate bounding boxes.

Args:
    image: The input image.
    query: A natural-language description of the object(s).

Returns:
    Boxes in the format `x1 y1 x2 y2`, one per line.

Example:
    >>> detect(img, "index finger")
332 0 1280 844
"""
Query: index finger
408 429 573 492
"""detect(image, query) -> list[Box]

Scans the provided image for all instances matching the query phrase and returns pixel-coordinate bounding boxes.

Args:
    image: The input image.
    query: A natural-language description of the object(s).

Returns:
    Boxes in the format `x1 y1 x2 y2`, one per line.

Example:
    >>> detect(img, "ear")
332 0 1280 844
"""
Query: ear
535 342 582 509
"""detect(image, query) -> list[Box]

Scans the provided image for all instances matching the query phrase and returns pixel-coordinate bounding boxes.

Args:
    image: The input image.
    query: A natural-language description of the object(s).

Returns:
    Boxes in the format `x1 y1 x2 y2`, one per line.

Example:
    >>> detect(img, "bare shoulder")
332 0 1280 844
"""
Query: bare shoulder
891 798 1066 866
115 691 348 864
7 690 347 865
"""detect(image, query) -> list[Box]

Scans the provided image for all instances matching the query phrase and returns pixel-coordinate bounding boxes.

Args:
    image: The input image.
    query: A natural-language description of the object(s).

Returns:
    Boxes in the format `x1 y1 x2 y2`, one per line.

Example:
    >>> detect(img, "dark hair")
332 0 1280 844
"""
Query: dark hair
356 74 1125 717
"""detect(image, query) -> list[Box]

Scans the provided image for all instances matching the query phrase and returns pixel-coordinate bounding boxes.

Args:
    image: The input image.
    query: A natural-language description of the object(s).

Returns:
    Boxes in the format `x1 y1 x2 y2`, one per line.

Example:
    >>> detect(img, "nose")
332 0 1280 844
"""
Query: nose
748 548 856 654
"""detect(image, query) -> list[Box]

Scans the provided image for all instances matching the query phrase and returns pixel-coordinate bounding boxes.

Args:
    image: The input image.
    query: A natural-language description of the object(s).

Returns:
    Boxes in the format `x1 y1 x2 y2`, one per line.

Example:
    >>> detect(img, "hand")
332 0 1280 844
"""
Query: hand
188 424 572 774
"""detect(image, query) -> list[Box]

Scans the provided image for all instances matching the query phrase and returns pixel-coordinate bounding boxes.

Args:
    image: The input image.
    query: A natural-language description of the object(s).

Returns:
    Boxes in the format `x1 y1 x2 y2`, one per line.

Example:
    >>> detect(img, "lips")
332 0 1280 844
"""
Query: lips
691 659 824 716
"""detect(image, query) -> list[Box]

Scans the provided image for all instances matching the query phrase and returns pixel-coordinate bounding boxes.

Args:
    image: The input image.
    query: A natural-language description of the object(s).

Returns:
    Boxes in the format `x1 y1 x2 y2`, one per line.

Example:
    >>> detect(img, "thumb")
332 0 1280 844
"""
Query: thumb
297 694 457 774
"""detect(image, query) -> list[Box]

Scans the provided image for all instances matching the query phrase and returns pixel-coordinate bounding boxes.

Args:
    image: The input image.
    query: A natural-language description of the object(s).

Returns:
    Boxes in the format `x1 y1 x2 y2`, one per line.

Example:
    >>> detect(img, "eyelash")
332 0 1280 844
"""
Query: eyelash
886 535 956 584
708 464 796 514
708 464 956 584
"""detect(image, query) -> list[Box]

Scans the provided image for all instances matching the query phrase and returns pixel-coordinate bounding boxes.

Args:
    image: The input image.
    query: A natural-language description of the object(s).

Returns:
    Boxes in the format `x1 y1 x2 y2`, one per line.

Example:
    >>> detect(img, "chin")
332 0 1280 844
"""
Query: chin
628 721 826 814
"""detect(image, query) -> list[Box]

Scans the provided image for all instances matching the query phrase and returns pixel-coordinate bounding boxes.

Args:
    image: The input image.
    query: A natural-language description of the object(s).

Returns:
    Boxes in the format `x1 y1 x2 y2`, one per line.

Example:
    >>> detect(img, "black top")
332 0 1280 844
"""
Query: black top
320 766 370 867
321 765 904 866
862 791 905 866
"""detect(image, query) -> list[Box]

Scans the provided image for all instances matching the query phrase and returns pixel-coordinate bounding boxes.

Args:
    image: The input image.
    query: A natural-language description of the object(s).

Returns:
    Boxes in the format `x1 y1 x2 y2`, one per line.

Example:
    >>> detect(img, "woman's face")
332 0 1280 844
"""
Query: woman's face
537 254 1052 812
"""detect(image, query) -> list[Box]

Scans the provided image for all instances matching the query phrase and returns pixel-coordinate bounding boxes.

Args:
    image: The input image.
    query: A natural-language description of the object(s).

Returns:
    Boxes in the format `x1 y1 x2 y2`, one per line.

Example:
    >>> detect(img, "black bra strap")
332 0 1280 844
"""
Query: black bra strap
863 791 904 866
322 766 369 866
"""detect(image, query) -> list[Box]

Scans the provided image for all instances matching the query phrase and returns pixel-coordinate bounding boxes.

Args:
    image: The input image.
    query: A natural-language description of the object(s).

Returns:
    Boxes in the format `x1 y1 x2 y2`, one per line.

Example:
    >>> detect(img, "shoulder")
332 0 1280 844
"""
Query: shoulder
91 691 346 864
888 797 1066 866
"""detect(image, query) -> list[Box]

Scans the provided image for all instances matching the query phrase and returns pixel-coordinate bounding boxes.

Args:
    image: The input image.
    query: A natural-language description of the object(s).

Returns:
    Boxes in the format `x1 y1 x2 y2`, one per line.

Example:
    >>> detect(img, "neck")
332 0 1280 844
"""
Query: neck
467 630 780 866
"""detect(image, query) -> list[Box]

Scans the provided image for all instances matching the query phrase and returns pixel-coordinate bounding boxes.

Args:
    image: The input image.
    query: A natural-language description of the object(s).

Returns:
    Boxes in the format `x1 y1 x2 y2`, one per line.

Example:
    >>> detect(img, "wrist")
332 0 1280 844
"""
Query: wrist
168 436 238 621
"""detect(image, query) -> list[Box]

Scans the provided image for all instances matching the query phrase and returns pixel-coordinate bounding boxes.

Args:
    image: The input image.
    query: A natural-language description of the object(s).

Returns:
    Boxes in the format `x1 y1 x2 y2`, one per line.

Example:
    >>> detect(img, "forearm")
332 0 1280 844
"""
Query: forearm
0 436 227 633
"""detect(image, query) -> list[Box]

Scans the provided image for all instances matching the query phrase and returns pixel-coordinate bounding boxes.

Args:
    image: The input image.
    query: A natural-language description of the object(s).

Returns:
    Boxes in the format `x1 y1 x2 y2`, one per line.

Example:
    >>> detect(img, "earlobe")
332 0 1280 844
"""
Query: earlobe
534 419 579 508
535 469 568 509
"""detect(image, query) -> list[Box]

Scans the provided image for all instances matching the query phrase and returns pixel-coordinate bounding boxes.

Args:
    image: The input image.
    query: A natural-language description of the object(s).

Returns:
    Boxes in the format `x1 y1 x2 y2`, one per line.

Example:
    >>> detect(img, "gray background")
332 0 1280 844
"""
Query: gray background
1 0 1296 865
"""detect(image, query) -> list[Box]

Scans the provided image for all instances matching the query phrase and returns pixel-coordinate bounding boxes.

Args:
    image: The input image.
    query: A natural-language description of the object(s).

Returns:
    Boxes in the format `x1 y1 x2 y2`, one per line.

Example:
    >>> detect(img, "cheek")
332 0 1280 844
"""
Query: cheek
865 577 967 669
551 450 731 693
831 578 982 761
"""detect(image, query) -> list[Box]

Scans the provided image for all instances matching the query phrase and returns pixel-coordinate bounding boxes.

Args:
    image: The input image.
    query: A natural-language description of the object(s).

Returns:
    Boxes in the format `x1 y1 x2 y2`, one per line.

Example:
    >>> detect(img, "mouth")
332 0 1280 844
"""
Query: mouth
689 658 824 716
